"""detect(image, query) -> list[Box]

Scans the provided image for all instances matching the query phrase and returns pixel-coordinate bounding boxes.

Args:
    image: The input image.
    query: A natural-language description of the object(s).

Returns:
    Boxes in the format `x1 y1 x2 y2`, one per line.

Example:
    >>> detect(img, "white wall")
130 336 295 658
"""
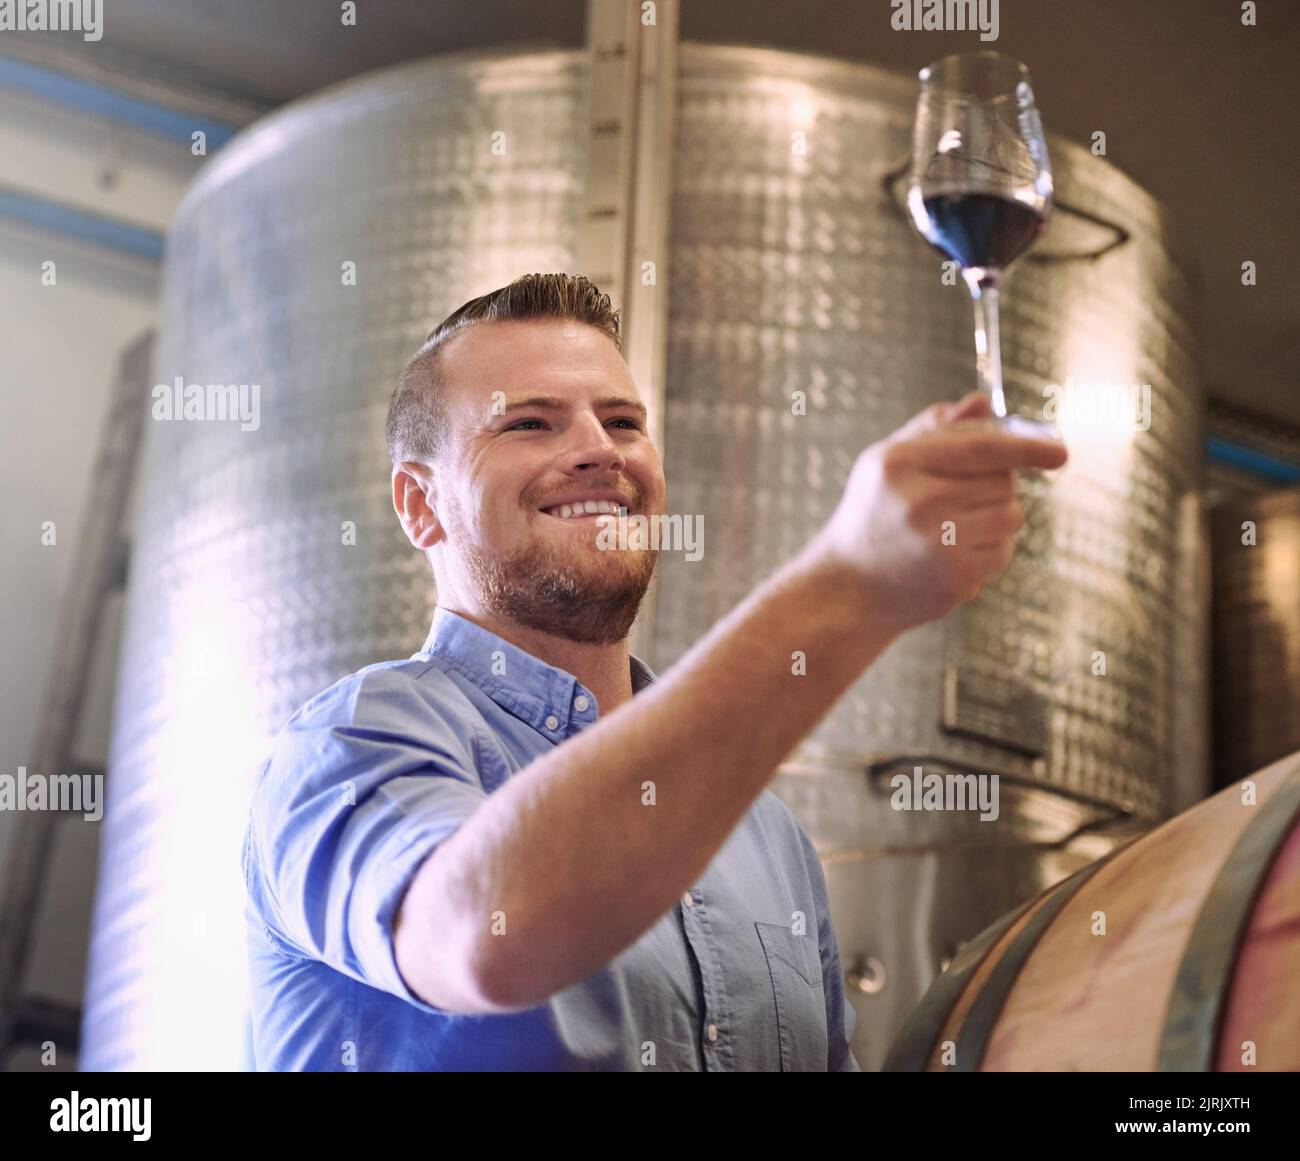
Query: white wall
0 71 211 1070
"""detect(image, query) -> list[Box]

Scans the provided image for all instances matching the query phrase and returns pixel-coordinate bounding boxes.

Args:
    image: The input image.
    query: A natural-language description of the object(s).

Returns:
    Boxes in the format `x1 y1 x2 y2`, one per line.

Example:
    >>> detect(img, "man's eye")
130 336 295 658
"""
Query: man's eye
506 418 641 432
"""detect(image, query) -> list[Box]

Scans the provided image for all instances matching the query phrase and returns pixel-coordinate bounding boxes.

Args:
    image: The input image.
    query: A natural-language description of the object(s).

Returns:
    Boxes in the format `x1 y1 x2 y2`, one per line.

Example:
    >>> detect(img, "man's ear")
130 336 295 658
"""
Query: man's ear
392 462 443 551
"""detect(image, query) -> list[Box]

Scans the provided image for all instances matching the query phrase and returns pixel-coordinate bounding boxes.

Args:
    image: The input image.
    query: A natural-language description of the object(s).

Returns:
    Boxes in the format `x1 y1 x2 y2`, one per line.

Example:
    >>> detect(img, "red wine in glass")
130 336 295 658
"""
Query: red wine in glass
916 192 1047 275
907 52 1058 438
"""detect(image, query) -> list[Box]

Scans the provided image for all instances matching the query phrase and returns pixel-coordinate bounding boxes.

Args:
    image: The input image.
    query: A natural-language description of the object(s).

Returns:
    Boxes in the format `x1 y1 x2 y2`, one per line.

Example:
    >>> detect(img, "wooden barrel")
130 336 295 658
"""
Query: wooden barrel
885 751 1300 1071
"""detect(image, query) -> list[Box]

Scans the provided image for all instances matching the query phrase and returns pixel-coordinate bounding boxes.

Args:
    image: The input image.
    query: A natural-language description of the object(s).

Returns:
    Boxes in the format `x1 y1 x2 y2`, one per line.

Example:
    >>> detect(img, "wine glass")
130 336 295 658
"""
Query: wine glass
906 51 1058 439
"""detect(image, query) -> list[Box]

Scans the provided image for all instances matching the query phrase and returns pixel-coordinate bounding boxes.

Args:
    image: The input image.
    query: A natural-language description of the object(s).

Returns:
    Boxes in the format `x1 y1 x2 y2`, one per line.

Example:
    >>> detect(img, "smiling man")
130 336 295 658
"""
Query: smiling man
241 272 1066 1071
387 283 664 714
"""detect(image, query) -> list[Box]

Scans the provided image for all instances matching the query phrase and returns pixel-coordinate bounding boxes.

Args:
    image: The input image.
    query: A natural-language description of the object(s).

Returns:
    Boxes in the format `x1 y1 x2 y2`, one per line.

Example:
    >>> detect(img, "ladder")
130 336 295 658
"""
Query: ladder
0 329 152 1067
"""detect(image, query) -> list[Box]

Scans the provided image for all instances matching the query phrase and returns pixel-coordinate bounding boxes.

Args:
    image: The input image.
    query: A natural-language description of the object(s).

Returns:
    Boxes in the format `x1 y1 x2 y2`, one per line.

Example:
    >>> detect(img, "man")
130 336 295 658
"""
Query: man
242 272 1066 1071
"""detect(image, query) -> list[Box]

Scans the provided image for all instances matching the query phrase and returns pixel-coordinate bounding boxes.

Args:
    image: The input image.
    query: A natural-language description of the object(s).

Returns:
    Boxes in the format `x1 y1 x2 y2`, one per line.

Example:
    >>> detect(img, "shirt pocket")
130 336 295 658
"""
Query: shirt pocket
755 921 828 1072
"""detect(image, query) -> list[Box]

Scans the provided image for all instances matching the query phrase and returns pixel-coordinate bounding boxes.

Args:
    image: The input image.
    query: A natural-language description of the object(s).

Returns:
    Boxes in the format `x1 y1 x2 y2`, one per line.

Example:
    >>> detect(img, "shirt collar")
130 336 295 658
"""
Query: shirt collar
418 606 658 741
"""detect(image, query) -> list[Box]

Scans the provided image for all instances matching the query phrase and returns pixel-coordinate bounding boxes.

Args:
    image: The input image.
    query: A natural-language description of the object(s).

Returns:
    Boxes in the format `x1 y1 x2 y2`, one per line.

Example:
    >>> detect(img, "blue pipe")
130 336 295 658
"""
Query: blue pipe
1205 436 1300 484
0 186 164 261
0 54 246 261
0 54 241 147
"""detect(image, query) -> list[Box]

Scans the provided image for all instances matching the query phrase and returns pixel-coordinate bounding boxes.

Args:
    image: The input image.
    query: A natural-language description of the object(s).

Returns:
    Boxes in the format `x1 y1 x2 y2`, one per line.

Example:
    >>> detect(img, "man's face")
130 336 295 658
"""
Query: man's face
426 318 666 644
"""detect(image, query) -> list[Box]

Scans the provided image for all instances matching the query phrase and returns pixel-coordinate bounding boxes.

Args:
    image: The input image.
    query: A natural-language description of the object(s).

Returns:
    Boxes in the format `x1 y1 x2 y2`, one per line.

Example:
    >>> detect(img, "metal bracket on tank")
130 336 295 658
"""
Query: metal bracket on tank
941 662 1050 758
880 157 1132 262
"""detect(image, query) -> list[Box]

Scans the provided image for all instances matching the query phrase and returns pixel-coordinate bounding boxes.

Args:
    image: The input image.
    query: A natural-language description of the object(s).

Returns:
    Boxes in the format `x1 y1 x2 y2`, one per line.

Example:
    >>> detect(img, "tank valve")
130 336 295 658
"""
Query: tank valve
846 955 887 994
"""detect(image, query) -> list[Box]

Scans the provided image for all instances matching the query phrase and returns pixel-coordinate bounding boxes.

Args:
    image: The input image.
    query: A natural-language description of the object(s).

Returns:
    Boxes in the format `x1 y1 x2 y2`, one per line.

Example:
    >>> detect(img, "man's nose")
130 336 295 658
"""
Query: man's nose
566 413 625 470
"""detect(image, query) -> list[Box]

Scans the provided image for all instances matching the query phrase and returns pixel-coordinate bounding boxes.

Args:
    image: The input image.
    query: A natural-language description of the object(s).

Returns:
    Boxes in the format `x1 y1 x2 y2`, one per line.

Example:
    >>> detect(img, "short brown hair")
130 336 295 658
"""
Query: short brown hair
385 272 622 466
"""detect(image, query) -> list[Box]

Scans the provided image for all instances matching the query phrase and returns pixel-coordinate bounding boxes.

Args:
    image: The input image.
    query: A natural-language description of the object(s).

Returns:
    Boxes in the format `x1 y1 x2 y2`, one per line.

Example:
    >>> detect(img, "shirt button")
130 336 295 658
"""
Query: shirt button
574 695 589 712
706 1024 718 1042
681 891 694 908
544 714 560 731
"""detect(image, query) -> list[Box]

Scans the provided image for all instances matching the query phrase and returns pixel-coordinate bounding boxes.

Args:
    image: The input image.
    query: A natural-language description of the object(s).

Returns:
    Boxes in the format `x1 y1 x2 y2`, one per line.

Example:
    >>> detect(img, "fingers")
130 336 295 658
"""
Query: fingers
886 395 1067 476
941 502 1025 548
945 391 993 423
897 426 1069 476
891 391 990 441
890 400 956 441
947 472 1018 510
898 466 1024 546
894 468 1017 515
961 541 1018 594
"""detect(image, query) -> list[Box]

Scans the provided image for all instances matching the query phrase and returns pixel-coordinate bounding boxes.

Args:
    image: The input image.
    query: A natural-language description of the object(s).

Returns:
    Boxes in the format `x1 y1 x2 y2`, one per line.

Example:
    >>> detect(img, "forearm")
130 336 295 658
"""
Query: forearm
428 532 900 1010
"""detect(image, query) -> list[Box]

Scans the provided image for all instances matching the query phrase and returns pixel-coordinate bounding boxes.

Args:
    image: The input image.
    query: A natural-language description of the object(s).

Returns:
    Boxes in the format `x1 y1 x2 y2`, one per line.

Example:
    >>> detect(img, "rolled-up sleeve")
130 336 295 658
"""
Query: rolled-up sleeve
244 665 488 1013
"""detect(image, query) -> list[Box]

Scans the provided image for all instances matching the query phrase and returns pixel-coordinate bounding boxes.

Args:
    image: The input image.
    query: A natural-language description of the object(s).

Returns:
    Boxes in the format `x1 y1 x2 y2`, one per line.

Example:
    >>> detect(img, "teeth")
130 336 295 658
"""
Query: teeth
545 500 623 519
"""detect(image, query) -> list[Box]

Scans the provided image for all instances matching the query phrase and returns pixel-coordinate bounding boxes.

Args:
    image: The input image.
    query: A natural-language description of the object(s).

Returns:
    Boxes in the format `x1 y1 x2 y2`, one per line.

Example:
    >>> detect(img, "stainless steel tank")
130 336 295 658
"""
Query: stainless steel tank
81 43 1206 1071
1211 487 1300 786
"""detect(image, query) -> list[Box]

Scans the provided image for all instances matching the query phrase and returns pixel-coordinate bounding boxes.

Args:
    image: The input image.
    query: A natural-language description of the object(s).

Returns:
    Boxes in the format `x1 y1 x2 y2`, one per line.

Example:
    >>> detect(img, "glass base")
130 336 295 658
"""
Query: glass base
969 414 1063 442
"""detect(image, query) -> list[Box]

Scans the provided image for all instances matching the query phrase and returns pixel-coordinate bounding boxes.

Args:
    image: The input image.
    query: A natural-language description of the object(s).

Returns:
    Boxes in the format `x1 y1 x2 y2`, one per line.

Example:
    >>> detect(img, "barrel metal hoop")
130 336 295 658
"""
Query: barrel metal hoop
1157 764 1300 1072
950 847 1127 1072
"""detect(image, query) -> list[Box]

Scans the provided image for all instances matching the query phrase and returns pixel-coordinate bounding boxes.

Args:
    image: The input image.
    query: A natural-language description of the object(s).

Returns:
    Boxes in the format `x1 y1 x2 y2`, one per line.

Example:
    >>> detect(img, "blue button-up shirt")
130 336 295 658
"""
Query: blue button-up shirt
243 606 859 1071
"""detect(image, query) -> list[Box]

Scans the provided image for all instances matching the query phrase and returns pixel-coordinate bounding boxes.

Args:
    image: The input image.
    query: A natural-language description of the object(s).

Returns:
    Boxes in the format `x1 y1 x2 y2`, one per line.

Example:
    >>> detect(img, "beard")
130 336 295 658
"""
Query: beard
448 497 659 645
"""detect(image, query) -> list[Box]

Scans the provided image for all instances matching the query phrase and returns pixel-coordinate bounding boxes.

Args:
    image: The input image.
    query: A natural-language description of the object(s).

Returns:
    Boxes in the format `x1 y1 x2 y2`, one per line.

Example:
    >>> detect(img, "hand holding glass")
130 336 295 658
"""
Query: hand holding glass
906 51 1058 437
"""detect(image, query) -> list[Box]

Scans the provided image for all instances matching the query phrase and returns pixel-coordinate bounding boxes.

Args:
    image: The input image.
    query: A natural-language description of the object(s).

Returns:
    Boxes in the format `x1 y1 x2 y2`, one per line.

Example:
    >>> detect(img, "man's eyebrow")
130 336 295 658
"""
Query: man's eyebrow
495 395 648 420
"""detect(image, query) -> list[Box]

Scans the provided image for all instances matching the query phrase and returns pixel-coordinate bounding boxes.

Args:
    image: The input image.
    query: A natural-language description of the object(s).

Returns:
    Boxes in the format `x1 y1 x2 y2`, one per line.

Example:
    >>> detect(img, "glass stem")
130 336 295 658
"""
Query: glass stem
967 276 1007 418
